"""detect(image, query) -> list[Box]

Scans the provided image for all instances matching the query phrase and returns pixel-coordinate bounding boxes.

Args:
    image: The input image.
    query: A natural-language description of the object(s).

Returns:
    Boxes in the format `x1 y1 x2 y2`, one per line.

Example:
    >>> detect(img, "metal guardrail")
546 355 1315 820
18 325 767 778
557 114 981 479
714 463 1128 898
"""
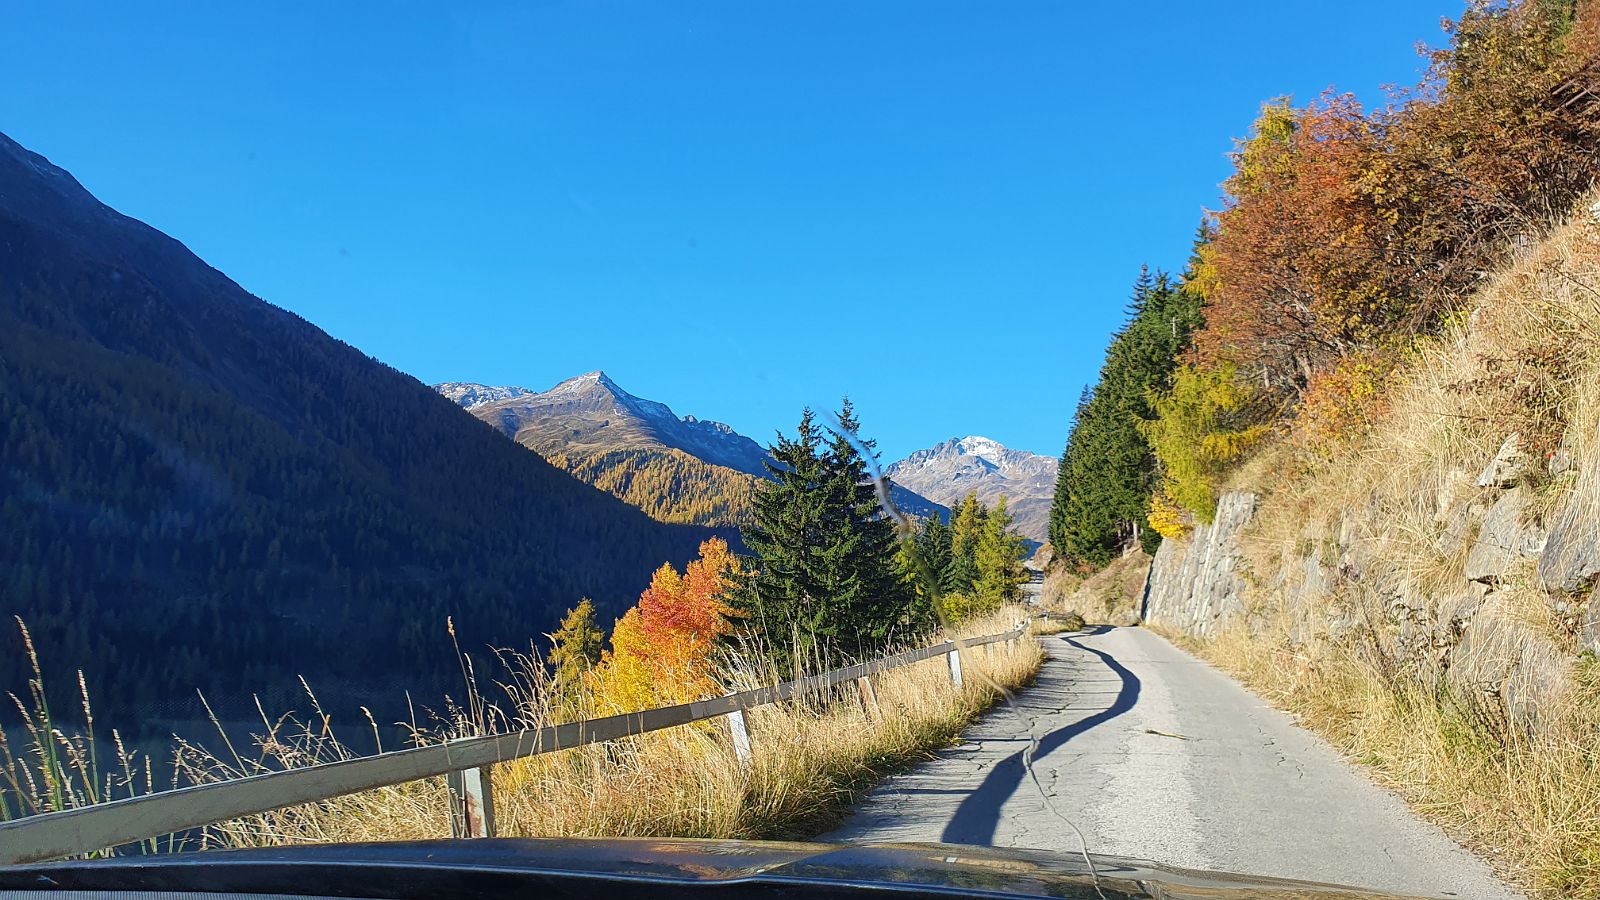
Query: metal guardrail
0 624 1029 866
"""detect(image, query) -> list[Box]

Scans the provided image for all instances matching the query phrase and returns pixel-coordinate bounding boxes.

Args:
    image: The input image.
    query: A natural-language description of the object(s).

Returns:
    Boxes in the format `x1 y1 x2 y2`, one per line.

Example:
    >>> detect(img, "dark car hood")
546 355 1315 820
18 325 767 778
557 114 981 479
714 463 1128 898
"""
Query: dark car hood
0 838 1427 900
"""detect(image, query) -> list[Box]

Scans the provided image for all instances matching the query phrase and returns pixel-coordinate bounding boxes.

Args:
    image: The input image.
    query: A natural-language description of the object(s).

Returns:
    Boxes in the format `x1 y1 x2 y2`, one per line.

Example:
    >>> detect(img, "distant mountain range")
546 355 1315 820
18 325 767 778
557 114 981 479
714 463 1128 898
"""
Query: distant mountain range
436 374 946 526
0 130 711 731
886 436 1058 546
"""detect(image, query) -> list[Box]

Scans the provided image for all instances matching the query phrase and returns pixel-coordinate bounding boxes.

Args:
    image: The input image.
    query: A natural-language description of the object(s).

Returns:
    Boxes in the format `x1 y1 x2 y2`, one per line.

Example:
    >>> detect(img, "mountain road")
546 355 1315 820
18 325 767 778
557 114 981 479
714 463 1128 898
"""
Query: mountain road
822 625 1522 899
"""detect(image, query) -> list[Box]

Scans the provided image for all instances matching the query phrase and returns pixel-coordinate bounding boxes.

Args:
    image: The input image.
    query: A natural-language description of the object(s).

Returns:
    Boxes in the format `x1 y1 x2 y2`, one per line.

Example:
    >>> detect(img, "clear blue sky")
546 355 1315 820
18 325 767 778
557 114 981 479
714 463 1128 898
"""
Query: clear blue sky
3 1 1457 461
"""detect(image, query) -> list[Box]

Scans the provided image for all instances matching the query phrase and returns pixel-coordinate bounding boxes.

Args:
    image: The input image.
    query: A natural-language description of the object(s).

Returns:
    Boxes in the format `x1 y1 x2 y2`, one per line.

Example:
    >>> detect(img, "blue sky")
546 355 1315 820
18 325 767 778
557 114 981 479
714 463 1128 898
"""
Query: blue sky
3 2 1457 460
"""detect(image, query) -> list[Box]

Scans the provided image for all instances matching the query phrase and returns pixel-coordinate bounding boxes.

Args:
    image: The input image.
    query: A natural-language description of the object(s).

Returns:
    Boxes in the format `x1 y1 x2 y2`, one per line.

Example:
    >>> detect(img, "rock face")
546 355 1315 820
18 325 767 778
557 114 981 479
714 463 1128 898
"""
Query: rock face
1464 488 1546 583
1537 485 1600 594
1139 432 1593 735
1143 491 1256 637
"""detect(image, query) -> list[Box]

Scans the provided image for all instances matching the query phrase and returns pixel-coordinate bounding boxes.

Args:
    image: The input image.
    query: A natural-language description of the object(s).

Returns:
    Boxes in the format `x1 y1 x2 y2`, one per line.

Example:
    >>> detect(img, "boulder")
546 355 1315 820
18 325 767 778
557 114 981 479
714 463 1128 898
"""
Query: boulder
1537 491 1600 593
1435 497 1485 558
1464 488 1545 583
1476 433 1529 488
1435 581 1488 644
1447 605 1570 735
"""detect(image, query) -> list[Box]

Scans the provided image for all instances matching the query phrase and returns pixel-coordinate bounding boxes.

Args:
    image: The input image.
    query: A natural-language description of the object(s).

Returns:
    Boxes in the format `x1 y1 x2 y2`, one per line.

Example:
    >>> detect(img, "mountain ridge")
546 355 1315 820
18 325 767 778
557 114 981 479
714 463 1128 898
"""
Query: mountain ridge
886 435 1058 545
437 374 947 524
0 130 711 731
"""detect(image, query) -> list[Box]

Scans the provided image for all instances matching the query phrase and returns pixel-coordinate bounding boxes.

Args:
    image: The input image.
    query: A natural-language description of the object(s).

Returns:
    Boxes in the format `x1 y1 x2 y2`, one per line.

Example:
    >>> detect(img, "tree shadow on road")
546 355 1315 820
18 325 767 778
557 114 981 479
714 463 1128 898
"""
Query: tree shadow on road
940 625 1141 845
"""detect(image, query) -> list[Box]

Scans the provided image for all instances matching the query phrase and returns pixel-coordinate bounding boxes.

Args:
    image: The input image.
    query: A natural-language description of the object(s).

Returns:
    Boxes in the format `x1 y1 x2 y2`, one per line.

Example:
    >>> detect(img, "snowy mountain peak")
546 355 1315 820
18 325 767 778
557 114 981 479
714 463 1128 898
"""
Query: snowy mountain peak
954 435 1008 466
435 372 769 477
434 382 536 410
885 437 1059 545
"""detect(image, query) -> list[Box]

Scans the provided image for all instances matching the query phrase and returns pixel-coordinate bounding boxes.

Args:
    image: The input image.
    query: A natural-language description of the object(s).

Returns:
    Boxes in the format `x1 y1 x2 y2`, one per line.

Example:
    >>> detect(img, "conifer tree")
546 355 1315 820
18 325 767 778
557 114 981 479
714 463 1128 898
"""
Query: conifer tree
812 399 917 656
943 492 985 594
915 513 954 587
974 496 1028 605
548 598 604 699
726 402 916 663
1049 259 1203 568
724 409 825 663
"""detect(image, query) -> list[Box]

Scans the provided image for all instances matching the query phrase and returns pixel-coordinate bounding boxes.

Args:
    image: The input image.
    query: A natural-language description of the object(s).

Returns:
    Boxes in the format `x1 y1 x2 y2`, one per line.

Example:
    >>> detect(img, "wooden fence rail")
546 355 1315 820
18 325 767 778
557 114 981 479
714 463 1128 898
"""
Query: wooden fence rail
0 624 1029 866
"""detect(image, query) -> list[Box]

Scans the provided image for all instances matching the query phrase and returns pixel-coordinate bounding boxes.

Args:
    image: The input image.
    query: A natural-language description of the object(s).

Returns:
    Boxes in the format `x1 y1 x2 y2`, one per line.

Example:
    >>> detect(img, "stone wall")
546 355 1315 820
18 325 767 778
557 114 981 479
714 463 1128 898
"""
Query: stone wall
1142 433 1598 735
1142 490 1256 637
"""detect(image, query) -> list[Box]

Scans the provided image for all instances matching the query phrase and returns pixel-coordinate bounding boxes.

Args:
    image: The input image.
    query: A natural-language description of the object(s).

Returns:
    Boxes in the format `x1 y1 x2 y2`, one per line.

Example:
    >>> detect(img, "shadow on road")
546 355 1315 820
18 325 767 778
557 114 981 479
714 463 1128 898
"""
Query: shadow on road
939 625 1141 845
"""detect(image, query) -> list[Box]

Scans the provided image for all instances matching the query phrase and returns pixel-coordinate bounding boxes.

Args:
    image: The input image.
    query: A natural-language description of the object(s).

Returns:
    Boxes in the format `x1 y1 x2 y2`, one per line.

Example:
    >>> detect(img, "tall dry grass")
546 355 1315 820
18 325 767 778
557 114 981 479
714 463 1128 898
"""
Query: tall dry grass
2 608 1041 852
1192 196 1600 898
1179 625 1600 899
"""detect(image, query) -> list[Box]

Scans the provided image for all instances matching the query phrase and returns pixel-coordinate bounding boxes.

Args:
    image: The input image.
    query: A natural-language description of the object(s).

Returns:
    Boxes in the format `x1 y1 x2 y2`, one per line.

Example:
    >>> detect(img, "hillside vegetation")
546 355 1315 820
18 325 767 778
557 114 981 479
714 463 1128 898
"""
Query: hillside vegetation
0 131 712 733
547 448 757 527
1047 2 1600 895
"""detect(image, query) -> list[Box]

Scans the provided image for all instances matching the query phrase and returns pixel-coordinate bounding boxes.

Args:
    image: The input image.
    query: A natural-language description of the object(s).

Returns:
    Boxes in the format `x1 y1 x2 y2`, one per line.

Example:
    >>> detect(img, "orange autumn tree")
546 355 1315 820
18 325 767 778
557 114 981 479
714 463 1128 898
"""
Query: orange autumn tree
591 537 744 712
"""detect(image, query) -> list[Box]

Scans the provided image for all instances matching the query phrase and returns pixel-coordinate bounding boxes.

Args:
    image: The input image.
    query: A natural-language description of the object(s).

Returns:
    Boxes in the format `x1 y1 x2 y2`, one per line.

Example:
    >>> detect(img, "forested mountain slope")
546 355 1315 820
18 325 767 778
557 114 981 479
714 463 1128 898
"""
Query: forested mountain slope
0 131 711 731
438 374 945 527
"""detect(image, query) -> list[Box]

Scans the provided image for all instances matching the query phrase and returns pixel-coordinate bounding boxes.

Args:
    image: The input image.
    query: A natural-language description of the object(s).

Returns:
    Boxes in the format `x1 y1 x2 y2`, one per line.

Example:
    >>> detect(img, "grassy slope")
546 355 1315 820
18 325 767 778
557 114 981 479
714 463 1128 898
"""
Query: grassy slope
1175 202 1600 898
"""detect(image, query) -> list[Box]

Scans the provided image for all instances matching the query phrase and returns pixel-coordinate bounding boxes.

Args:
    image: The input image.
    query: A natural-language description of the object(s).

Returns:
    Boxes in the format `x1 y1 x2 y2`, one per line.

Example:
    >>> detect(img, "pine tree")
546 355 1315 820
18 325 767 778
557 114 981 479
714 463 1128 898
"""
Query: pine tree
914 513 953 589
724 409 826 664
942 492 985 595
1049 259 1203 568
974 495 1028 605
812 399 917 657
548 598 604 699
726 401 918 663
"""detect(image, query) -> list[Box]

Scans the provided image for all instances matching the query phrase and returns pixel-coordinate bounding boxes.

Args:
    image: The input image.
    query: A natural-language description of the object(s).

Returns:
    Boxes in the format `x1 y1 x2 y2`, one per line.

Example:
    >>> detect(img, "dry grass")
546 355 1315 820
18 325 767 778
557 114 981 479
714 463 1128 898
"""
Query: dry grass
1194 197 1600 898
3 609 1042 852
1187 625 1600 899
1043 550 1150 624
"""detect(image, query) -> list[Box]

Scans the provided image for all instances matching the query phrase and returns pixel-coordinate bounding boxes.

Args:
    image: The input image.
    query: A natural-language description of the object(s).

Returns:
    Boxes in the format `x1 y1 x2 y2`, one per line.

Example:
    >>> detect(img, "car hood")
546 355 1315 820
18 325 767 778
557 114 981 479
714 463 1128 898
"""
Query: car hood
0 832 1427 896
0 838 1426 900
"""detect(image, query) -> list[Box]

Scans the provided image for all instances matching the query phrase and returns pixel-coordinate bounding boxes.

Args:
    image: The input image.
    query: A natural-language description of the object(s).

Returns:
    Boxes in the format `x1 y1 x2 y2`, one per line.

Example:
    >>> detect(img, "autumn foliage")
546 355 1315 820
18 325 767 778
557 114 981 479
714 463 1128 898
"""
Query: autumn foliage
1140 0 1600 526
588 537 744 711
1197 1 1598 394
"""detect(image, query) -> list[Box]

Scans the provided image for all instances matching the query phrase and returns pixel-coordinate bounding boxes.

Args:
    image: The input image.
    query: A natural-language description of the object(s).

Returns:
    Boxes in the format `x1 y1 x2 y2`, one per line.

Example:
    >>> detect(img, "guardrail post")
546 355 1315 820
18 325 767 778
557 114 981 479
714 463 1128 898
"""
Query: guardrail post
725 708 753 768
857 675 881 721
946 643 963 687
447 764 496 839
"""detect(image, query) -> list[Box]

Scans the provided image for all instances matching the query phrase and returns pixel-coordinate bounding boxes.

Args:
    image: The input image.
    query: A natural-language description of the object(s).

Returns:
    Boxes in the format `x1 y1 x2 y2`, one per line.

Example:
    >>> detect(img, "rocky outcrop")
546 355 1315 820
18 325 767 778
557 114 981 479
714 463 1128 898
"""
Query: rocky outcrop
1143 491 1257 637
1537 490 1600 595
1464 488 1546 583
1140 433 1592 735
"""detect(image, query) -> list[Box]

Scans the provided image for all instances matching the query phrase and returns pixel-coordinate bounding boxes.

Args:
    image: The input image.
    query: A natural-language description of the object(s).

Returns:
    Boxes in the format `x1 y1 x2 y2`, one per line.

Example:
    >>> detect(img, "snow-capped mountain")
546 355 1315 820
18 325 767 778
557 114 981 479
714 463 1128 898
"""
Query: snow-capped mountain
886 436 1058 544
434 382 536 410
435 372 946 521
437 371 771 476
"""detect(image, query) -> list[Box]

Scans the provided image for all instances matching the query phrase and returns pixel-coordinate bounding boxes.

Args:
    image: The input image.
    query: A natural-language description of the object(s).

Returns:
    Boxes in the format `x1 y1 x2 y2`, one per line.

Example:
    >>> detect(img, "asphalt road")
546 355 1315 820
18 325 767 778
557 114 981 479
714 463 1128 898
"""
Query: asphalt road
823 626 1522 899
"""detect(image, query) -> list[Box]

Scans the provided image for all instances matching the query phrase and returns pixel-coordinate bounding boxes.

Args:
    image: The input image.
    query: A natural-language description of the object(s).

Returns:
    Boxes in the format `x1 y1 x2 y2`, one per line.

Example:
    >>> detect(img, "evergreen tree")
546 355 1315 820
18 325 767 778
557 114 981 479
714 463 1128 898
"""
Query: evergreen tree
724 409 826 664
548 598 604 699
812 399 917 656
1049 258 1203 568
726 401 915 663
914 513 953 588
974 496 1028 605
942 492 985 595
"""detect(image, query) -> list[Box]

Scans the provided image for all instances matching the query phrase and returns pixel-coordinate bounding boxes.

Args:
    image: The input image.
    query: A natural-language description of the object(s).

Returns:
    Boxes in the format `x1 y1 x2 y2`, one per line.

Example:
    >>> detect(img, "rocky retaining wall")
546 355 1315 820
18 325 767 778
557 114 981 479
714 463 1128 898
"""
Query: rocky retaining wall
1143 433 1598 734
